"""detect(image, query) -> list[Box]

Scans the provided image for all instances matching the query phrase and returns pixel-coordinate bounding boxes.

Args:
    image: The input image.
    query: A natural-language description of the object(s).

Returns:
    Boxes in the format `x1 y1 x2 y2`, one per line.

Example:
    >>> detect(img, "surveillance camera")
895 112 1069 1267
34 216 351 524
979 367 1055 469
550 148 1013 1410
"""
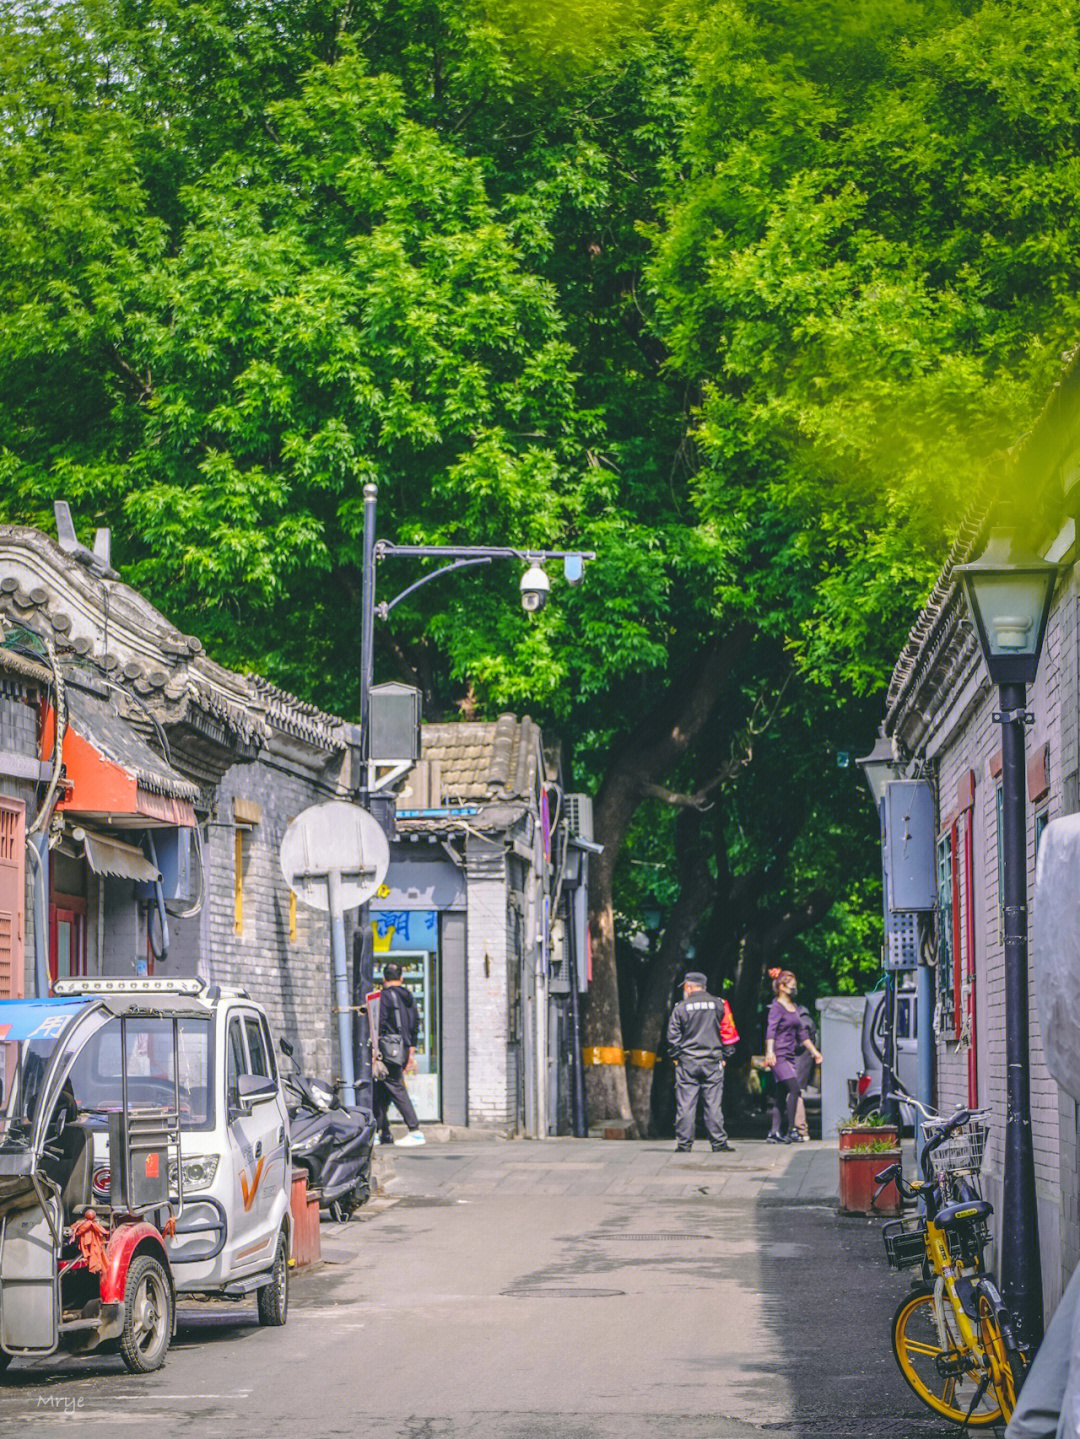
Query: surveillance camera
520 563 550 613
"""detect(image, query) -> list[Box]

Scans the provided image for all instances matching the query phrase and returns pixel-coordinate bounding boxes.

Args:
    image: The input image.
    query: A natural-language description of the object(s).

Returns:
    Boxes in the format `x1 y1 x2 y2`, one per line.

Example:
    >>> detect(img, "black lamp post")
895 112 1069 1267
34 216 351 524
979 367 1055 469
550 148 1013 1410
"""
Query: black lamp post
954 527 1059 1350
857 731 901 1125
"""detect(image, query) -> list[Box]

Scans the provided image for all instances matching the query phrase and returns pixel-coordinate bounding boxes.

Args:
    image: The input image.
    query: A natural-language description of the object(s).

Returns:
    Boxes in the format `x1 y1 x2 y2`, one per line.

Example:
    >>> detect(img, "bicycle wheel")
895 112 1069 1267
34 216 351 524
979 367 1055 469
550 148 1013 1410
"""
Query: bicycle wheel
978 1295 1025 1421
892 1288 1004 1426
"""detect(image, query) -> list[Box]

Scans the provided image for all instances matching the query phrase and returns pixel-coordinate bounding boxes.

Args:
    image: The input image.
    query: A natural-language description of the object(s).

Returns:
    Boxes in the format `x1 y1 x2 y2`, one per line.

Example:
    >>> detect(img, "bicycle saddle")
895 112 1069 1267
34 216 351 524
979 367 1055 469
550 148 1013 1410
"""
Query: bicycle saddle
935 1197 992 1229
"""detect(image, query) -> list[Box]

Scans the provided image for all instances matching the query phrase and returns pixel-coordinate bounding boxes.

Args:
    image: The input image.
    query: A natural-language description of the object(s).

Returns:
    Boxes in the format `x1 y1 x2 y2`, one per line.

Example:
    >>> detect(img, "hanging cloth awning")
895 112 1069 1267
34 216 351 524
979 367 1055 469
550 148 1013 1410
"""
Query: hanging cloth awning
78 829 160 884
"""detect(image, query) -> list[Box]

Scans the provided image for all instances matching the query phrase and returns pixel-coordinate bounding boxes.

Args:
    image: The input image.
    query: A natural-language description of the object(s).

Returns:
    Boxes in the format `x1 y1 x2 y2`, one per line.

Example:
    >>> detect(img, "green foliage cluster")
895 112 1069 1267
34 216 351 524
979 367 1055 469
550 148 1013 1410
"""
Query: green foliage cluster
3 0 1080 1014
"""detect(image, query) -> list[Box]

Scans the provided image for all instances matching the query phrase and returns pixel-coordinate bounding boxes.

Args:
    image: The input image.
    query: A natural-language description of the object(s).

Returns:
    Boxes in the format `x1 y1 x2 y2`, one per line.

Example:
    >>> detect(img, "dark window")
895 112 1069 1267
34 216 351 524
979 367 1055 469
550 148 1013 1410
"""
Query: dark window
244 1016 269 1081
227 1018 247 1111
936 833 955 1034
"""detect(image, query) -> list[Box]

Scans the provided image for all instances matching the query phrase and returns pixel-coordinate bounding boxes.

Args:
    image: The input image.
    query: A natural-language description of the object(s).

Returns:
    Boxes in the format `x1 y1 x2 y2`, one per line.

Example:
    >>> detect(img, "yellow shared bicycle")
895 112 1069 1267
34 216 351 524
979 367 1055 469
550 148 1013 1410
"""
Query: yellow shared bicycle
875 1104 1025 1427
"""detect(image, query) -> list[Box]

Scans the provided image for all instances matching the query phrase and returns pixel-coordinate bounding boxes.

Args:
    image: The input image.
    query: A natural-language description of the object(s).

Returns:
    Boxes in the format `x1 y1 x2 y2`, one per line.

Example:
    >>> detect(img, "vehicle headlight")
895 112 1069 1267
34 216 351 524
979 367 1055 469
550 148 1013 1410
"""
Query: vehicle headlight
168 1154 220 1192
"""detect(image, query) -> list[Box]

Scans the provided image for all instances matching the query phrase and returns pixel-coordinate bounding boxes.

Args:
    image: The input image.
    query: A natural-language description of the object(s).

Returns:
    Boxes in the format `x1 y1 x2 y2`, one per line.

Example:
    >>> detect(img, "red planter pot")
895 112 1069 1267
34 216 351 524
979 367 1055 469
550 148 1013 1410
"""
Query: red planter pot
290 1169 322 1267
839 1125 898 1151
838 1146 902 1216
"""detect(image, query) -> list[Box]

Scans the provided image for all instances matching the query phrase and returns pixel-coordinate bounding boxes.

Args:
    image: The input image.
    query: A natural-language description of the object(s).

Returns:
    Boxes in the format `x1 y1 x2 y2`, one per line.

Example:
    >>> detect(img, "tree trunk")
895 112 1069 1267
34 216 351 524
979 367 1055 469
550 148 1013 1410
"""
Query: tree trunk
584 631 749 1127
626 805 712 1133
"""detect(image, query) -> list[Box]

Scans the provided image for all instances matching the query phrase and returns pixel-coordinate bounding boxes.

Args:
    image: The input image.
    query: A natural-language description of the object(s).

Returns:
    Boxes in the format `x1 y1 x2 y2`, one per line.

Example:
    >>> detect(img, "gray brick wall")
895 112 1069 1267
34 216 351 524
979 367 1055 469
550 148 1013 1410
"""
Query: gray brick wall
464 848 513 1129
930 570 1077 1314
172 757 342 1079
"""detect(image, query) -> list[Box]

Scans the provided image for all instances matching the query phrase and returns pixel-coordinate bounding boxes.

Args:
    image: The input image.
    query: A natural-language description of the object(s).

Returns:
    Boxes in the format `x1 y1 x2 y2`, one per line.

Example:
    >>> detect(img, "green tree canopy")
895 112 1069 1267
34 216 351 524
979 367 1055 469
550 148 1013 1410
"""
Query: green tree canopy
4 0 1079 1128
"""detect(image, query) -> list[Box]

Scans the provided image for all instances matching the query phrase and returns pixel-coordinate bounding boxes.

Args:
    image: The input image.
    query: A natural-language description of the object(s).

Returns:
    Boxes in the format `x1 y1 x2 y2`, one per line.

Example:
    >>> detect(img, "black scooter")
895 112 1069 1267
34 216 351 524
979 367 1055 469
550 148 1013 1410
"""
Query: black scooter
280 1039 376 1221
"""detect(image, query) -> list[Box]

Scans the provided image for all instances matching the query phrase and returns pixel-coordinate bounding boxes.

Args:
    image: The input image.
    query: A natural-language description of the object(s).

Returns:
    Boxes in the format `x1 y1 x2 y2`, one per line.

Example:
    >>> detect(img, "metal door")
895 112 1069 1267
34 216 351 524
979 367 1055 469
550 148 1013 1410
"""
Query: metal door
240 1012 286 1241
222 1015 272 1274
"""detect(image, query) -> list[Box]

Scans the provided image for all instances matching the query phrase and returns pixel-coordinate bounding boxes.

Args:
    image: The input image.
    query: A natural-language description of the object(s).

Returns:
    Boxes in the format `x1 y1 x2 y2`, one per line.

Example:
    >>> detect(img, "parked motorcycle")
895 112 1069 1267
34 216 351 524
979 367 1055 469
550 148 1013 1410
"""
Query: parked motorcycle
280 1040 375 1222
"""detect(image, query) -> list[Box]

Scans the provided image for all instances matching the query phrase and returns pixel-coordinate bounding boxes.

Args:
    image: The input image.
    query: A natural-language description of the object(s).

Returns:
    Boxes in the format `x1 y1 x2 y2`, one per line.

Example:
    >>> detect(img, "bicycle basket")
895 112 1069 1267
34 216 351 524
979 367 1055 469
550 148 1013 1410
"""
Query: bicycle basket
922 1119 987 1177
882 1218 928 1270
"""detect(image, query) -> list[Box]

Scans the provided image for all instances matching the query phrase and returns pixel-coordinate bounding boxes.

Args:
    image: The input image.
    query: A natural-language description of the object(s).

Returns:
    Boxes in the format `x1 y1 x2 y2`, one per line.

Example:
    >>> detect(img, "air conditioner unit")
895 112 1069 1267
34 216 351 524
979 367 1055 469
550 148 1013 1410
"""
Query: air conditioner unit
564 793 594 842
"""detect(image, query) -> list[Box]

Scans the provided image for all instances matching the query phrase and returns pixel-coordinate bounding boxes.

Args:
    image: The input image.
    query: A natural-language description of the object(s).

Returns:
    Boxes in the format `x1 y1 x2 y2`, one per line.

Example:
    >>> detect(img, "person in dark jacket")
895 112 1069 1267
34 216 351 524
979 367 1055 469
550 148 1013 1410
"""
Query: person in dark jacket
666 971 739 1153
374 963 425 1147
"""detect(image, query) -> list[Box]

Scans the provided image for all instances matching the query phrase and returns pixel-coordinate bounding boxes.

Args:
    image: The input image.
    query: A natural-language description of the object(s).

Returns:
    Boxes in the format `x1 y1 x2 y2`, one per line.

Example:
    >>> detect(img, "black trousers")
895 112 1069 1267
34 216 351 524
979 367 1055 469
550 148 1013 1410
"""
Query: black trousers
767 1075 801 1136
374 1063 419 1136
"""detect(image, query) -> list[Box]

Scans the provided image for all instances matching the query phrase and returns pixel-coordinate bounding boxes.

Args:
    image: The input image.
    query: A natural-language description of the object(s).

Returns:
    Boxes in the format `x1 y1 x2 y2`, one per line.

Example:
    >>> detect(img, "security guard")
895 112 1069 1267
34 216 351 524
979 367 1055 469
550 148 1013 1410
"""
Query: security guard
666 971 738 1153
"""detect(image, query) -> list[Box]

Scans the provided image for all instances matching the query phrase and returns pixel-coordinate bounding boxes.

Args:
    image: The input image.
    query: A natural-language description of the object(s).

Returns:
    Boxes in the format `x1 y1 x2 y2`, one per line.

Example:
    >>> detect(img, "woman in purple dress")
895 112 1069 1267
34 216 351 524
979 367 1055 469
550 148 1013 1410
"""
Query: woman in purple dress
765 971 823 1144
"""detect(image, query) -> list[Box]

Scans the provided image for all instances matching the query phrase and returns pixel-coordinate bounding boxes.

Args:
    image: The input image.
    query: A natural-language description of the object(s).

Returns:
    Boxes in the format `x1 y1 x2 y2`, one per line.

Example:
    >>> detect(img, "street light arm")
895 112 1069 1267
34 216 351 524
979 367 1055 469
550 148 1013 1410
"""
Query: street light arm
376 556 493 618
375 542 597 563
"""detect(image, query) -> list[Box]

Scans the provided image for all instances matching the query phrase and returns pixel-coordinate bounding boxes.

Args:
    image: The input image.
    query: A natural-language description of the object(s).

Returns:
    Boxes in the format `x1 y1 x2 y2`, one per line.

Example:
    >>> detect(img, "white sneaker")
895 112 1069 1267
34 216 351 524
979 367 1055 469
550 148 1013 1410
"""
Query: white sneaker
397 1130 426 1147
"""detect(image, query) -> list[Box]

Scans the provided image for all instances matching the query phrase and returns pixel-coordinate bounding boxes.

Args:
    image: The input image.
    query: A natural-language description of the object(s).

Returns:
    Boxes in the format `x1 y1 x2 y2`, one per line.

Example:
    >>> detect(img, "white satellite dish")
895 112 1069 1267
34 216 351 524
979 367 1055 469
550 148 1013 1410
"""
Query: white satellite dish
280 800 390 913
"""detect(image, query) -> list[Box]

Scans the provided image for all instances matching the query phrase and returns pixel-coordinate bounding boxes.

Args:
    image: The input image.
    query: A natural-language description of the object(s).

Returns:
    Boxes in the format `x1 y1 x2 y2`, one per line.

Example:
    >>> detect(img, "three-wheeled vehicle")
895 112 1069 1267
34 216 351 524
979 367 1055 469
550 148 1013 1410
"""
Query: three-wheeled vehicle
0 995 186 1373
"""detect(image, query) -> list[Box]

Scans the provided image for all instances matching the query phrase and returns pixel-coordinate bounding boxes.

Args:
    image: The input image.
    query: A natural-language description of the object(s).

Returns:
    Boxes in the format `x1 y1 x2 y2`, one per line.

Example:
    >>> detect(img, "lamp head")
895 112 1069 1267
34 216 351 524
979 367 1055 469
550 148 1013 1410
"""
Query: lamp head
954 528 1059 686
856 730 897 807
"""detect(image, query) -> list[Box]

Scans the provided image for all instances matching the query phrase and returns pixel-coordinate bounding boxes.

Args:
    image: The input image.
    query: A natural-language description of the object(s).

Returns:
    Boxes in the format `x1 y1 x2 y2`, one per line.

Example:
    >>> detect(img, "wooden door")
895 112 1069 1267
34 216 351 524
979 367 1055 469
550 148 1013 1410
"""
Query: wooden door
0 798 25 1000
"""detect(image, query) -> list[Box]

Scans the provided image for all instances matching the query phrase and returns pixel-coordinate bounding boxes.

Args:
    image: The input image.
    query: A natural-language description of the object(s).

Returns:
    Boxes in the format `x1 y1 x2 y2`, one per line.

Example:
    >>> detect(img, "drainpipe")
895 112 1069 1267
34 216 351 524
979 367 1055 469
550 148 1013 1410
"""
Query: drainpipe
27 832 49 998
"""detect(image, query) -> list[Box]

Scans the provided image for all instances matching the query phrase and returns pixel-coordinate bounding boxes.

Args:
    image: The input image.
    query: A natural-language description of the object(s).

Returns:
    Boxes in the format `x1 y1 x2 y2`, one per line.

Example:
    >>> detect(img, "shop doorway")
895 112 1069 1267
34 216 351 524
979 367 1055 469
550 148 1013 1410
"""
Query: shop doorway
394 949 441 1123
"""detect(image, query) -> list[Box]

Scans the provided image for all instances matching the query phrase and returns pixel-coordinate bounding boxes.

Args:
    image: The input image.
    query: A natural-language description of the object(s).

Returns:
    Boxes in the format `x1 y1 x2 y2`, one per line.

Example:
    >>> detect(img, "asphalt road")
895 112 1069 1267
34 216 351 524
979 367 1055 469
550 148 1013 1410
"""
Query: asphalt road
0 1140 985 1438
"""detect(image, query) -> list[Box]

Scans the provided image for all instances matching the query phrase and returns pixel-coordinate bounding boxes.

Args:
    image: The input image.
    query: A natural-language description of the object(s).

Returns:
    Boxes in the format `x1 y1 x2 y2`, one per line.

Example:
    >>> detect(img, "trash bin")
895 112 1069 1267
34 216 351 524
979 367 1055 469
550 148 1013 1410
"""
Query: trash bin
815 996 867 1141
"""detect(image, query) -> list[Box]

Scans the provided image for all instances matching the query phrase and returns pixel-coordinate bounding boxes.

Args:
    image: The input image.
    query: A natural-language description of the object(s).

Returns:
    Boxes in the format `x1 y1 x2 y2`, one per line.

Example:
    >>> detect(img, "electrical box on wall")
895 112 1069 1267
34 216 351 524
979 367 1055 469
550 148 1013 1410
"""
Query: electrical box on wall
885 780 937 912
885 908 919 971
369 682 421 763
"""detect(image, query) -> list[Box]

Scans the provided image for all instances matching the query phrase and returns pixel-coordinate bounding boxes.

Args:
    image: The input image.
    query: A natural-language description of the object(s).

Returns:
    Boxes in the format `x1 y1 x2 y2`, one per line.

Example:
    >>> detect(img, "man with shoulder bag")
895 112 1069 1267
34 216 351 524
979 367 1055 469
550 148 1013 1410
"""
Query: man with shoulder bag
373 963 425 1147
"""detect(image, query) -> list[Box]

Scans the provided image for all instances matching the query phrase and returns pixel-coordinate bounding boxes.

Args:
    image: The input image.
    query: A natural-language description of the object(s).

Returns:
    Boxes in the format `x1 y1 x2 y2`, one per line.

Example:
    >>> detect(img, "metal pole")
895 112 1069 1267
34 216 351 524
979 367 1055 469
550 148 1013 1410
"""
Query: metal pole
881 971 899 1126
878 798 900 1127
916 959 935 1161
359 482 378 780
353 481 379 1114
565 890 587 1138
328 869 357 1106
998 681 1044 1348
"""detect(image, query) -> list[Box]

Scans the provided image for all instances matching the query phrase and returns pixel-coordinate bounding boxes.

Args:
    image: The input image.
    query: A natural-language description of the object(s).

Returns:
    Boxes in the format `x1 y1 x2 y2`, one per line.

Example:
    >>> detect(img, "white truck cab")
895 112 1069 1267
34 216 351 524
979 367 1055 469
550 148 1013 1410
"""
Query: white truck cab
52 978 292 1314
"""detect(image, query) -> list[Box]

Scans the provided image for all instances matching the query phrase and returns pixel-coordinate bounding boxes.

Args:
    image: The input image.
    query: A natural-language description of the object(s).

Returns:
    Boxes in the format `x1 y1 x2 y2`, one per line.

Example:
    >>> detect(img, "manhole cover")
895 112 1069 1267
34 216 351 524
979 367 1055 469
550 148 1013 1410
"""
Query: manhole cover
502 1287 625 1298
398 1195 458 1208
603 1233 701 1241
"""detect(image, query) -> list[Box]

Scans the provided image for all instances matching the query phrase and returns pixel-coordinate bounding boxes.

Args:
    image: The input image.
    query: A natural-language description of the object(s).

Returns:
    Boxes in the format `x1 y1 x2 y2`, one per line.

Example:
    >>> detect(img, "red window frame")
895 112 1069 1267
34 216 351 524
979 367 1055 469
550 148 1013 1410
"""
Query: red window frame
49 893 87 986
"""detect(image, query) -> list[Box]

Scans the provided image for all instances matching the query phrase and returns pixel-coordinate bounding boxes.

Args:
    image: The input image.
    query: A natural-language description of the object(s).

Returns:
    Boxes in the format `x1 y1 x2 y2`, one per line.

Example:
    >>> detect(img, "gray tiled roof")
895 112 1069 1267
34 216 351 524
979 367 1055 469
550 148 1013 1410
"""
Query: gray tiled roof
66 682 200 801
0 643 50 686
420 714 540 803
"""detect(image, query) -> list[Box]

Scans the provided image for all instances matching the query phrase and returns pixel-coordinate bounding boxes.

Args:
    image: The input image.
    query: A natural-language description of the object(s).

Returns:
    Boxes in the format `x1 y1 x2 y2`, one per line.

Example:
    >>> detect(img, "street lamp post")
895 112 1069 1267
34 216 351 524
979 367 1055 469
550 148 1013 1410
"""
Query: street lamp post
857 732 901 1128
353 481 595 1116
954 527 1059 1350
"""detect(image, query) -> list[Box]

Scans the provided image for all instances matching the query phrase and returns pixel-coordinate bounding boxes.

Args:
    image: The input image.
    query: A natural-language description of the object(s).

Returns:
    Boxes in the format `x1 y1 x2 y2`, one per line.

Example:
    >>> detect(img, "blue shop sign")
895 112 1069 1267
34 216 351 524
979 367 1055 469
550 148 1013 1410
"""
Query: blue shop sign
372 909 438 953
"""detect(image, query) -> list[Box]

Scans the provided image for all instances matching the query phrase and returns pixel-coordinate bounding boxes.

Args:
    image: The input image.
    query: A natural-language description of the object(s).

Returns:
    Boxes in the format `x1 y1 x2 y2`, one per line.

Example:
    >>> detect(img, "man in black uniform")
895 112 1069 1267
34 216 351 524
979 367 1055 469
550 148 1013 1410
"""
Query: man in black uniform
666 971 736 1153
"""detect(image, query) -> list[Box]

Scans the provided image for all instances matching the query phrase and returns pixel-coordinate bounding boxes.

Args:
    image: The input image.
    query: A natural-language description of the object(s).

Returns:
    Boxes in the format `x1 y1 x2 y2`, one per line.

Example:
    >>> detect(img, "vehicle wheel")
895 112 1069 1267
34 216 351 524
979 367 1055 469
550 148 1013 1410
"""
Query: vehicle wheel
978 1294 1025 1421
119 1254 173 1374
256 1233 289 1327
892 1287 1003 1426
0 1349 12 1376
